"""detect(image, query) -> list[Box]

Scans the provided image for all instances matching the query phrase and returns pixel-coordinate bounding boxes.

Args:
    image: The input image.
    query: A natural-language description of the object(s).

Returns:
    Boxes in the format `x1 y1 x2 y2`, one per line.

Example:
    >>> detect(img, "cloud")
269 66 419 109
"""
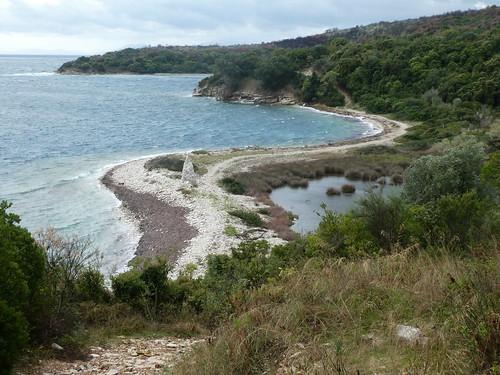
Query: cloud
0 0 498 54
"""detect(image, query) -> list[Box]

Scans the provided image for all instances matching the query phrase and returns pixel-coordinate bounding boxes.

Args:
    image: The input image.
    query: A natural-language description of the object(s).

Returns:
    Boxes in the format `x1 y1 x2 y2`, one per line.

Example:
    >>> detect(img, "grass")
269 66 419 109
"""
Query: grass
224 225 238 237
228 209 264 228
173 246 500 374
226 149 412 195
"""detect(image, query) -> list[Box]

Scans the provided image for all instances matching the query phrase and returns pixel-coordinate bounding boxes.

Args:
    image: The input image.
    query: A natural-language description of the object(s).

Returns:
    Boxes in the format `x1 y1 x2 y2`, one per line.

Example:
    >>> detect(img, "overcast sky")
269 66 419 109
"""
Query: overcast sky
0 0 498 55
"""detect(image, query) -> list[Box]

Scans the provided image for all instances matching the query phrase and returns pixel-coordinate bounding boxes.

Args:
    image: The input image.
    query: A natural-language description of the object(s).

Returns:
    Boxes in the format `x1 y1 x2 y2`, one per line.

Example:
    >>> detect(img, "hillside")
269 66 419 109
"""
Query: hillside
4 7 499 375
58 7 499 75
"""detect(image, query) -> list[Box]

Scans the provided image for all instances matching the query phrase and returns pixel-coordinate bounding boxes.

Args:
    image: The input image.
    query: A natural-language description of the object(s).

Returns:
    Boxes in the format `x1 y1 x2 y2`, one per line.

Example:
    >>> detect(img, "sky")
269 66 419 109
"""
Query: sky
0 0 498 55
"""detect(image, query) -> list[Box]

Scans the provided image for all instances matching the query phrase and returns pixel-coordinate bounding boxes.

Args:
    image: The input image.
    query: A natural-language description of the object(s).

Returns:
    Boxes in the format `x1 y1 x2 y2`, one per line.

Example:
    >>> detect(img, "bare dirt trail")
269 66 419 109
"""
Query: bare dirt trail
16 337 204 375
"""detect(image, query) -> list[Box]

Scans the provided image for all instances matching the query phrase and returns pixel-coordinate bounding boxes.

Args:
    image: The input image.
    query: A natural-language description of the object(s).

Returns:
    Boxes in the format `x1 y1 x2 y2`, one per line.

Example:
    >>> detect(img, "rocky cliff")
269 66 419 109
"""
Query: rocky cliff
193 78 297 105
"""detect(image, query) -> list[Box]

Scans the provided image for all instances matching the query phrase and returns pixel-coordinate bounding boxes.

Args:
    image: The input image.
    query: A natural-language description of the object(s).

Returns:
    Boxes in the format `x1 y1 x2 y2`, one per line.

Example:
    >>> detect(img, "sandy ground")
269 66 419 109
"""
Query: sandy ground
103 106 410 276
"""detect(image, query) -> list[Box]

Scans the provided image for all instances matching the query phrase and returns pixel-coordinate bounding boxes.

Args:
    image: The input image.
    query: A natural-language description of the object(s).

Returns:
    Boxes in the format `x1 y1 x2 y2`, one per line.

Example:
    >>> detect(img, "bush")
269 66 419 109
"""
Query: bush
229 209 263 227
224 225 238 237
111 270 148 311
112 259 186 320
36 229 102 337
403 136 486 204
345 170 362 180
75 269 111 304
481 151 500 192
0 300 29 375
307 207 377 258
220 177 246 195
409 191 487 249
391 174 404 185
355 193 409 250
202 241 272 322
0 201 46 353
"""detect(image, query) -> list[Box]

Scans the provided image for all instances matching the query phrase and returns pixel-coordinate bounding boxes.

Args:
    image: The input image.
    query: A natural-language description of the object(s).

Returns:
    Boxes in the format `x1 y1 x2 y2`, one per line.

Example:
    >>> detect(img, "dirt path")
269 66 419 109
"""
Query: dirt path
17 337 204 375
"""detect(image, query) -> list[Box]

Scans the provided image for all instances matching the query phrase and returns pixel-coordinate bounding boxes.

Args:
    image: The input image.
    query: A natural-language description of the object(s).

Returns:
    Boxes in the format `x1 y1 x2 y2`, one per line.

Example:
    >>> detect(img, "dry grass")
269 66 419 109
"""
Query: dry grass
174 246 499 374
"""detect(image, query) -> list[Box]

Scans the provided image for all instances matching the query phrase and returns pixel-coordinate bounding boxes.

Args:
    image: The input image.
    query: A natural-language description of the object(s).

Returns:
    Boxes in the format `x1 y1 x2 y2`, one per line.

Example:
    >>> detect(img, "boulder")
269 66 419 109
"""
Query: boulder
395 324 428 345
51 343 64 351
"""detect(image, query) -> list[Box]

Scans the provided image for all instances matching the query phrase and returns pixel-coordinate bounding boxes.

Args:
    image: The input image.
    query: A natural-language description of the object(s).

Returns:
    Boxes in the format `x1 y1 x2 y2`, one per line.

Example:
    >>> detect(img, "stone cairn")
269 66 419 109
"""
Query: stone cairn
181 154 198 186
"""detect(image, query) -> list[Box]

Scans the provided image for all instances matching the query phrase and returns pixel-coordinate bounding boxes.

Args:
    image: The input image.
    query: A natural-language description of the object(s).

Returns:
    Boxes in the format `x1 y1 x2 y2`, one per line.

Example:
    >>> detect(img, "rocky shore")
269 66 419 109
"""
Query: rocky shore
192 80 296 105
102 168 197 263
101 104 409 276
102 156 285 276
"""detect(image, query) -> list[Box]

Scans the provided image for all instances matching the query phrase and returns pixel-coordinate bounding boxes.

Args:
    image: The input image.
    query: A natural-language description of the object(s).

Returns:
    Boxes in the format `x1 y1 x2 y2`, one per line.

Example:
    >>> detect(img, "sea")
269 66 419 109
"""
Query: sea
0 55 375 273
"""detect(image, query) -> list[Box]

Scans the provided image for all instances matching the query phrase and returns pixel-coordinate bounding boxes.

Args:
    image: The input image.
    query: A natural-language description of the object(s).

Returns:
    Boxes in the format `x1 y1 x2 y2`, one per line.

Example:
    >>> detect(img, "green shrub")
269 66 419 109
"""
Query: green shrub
0 201 46 353
308 207 377 258
0 300 29 375
481 151 500 192
408 191 487 249
221 177 246 195
355 193 410 250
229 209 263 227
403 136 486 203
75 269 111 304
112 259 187 320
112 270 148 310
202 241 272 322
224 225 238 237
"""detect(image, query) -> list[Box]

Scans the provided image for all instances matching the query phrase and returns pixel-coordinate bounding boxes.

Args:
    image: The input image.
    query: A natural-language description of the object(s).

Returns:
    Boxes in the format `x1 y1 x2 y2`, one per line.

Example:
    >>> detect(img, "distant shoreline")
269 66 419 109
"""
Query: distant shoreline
101 104 409 275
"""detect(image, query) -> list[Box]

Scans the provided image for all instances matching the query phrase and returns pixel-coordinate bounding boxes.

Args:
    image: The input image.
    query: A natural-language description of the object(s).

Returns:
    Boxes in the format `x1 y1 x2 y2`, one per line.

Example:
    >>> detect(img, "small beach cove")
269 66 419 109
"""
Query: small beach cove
1 56 389 275
102 105 410 276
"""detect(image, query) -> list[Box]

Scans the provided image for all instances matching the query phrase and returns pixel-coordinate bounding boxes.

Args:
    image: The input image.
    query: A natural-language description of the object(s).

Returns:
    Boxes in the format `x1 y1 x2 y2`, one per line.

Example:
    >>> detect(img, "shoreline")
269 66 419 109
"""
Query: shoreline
102 105 409 275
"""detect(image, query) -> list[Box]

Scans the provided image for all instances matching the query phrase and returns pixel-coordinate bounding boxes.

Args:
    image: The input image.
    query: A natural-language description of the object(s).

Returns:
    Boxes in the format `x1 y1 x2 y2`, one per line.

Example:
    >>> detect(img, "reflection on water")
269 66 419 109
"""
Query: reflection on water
270 176 402 234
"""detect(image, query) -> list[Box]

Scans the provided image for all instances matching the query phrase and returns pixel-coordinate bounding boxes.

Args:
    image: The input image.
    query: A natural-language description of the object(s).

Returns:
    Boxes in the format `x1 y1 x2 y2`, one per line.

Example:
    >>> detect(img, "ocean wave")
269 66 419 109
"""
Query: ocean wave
1 72 55 77
297 105 383 137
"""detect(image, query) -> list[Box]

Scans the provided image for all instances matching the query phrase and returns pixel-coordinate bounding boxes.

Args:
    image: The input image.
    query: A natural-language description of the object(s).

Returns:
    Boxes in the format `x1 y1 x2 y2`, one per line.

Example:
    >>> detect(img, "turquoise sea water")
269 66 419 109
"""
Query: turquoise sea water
0 55 374 273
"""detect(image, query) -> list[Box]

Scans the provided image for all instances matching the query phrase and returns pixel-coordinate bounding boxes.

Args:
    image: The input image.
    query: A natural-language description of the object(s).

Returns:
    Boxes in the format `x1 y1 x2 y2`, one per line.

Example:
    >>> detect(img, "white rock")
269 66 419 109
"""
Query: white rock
51 343 64 351
396 324 422 342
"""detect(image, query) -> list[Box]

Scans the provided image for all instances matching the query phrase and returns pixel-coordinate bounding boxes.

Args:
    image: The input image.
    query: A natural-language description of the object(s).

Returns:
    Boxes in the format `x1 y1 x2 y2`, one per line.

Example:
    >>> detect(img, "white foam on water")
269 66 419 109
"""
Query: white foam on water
1 72 56 77
297 105 384 137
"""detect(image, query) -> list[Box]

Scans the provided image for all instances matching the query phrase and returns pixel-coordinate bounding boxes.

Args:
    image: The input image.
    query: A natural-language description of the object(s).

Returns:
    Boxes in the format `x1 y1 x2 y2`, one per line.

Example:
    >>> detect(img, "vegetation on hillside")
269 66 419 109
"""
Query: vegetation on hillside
3 134 500 374
6 6 499 374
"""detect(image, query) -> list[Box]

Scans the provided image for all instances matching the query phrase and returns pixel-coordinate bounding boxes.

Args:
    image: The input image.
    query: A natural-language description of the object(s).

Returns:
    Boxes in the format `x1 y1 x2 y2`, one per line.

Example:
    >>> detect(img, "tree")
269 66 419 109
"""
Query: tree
35 229 101 336
300 73 320 103
0 201 46 372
